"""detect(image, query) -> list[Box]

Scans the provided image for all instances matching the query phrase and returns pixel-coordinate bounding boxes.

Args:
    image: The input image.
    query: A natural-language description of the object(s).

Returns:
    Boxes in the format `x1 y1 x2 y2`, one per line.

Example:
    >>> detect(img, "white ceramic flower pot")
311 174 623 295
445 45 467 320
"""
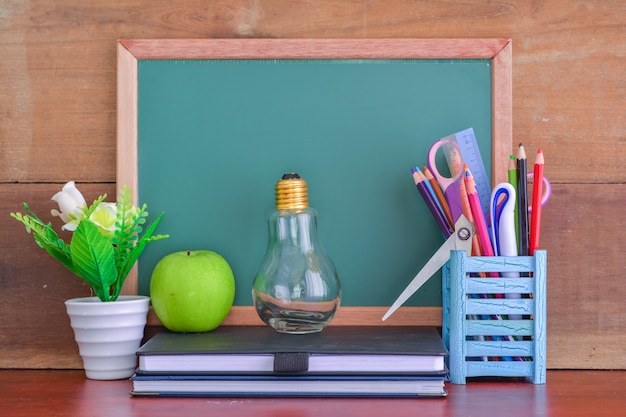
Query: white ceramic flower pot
65 295 150 380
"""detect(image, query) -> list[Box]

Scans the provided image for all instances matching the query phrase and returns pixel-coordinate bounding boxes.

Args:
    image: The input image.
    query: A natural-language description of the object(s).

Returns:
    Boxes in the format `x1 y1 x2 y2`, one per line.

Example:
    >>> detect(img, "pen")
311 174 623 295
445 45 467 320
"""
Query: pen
516 144 529 256
412 168 453 238
490 183 526 360
490 183 518 259
507 154 519 244
529 148 544 255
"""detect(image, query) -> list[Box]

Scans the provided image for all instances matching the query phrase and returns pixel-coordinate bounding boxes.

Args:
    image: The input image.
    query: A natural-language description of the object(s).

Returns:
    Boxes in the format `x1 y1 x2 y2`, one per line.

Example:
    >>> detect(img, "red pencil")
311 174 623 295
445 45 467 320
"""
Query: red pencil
465 168 493 255
459 165 483 258
529 148 544 255
465 167 499 278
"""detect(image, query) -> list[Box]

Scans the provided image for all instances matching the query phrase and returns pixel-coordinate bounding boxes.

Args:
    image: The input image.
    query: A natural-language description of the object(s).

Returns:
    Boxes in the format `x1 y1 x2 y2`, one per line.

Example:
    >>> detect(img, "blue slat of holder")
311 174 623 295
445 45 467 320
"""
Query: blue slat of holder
442 250 547 384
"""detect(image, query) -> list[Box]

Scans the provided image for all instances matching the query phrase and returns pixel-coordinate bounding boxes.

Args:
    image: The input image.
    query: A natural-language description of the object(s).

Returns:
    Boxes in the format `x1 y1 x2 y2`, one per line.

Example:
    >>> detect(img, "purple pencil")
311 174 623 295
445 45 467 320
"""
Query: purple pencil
412 168 453 238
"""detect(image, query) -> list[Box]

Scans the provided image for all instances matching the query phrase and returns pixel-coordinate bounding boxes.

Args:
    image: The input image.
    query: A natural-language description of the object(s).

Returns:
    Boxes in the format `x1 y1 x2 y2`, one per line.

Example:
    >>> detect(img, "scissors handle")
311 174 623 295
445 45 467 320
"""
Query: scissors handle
427 139 466 222
527 173 551 213
427 139 463 191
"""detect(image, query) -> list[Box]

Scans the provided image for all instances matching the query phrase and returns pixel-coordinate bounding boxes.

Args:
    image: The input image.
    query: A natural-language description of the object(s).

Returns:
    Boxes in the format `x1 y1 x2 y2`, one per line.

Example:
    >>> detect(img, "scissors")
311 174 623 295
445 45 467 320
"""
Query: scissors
427 139 464 223
382 215 474 321
526 172 551 214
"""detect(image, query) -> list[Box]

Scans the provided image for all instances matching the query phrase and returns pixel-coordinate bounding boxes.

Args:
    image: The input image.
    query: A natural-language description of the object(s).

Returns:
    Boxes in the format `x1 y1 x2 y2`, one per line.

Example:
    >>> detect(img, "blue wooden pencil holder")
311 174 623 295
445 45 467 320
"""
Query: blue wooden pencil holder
442 250 547 384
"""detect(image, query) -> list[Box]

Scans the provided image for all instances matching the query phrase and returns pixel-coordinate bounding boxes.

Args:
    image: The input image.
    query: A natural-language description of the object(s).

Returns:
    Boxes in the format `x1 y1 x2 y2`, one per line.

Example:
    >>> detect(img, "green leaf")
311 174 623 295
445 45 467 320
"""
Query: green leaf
112 212 168 300
83 194 107 217
70 220 118 301
11 210 75 273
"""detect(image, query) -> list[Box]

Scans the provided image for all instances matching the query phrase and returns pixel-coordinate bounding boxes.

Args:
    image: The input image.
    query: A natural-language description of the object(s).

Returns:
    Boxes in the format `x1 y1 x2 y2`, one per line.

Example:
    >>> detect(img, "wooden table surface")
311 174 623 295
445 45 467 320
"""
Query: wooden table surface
1 370 624 417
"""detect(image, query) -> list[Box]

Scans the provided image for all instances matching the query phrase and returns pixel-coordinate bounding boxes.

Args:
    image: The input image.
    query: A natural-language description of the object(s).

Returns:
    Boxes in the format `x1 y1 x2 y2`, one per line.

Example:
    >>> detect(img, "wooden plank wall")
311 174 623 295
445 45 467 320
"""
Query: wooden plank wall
1 1 624 370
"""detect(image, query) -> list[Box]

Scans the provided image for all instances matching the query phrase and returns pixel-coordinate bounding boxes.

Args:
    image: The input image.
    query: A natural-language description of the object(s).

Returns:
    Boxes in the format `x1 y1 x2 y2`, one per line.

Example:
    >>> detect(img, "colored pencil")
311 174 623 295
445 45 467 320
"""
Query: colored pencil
458 166 489 359
465 168 501 299
516 144 529 256
459 165 484 258
529 148 544 255
465 168 494 257
421 172 445 219
412 169 453 238
423 166 454 229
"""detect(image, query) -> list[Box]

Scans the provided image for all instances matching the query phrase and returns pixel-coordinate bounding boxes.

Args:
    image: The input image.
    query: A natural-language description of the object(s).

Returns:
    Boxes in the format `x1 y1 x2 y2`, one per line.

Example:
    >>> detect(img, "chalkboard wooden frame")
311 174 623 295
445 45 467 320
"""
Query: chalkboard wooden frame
117 39 512 326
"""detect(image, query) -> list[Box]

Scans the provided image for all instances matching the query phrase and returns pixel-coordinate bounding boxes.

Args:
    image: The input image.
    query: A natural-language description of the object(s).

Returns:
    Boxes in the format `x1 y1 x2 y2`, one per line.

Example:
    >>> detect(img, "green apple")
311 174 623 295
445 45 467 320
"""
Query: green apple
150 250 235 332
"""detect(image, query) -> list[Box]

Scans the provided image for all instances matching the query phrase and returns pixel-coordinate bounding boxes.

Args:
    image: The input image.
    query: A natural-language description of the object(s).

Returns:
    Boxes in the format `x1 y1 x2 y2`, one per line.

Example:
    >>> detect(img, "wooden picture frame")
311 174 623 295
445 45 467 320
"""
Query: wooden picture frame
117 38 512 327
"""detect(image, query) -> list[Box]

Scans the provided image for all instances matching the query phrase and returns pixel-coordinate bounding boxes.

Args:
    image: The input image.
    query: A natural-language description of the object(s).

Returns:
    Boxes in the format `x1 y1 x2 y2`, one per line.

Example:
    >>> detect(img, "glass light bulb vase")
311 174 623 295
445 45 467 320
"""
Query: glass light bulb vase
64 295 150 380
252 173 341 334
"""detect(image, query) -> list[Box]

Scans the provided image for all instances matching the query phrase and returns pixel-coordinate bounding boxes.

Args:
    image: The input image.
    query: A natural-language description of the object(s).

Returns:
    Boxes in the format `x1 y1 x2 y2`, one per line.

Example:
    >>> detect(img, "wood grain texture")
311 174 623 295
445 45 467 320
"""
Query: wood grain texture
1 370 625 416
491 41 513 182
542 184 626 369
119 38 510 59
1 0 624 370
147 306 443 327
2 1 623 183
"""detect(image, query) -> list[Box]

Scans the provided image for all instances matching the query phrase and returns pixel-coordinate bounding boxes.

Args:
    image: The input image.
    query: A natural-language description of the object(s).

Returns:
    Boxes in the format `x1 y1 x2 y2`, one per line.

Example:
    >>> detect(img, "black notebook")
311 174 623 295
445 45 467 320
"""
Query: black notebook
136 326 448 375
130 373 448 398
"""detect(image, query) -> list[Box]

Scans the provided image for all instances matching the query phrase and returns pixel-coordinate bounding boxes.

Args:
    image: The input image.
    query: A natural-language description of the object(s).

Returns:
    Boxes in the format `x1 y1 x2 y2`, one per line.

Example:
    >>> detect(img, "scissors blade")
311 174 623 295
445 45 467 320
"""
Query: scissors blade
453 214 473 256
382 215 473 321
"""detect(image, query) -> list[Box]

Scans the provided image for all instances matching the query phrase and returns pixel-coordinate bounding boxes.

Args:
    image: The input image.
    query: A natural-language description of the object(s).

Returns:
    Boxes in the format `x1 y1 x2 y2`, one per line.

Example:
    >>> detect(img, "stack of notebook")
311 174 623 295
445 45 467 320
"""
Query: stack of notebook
130 326 449 398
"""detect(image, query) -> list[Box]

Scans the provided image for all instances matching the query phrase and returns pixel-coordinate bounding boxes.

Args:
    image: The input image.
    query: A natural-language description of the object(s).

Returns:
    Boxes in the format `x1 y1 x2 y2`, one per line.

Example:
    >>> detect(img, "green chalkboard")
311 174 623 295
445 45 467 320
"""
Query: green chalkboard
117 39 512 313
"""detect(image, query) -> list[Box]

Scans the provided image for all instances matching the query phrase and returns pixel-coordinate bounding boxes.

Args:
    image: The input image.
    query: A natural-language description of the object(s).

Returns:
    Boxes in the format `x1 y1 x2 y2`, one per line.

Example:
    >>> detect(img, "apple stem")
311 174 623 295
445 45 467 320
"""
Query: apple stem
187 250 191 256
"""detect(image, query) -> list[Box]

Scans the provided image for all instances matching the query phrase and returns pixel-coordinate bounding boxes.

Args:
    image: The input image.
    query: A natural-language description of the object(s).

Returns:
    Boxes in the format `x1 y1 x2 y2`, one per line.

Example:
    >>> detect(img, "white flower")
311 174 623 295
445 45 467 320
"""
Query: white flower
89 202 118 237
51 181 87 231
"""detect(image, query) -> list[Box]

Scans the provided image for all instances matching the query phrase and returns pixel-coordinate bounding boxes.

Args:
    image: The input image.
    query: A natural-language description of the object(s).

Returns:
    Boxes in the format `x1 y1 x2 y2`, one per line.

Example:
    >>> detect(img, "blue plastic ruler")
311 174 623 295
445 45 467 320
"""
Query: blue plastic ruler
446 128 491 218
